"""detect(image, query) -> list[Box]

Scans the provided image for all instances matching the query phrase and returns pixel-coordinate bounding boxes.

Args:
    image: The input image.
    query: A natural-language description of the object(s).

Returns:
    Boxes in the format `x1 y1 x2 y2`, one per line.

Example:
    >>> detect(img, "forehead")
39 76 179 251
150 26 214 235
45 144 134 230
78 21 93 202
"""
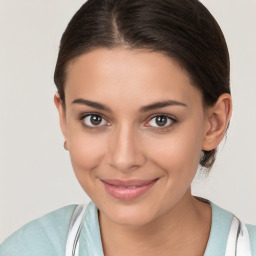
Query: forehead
65 48 202 108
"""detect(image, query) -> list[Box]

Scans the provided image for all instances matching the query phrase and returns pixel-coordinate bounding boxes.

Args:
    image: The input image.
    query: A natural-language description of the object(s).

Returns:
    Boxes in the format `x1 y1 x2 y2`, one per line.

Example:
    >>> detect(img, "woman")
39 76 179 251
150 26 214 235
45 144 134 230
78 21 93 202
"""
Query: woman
1 0 255 255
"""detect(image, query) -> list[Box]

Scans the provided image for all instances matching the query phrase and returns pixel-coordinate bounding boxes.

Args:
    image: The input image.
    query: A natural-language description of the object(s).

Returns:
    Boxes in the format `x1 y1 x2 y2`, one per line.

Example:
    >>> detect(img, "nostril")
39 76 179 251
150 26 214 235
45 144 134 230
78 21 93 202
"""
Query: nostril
107 131 146 171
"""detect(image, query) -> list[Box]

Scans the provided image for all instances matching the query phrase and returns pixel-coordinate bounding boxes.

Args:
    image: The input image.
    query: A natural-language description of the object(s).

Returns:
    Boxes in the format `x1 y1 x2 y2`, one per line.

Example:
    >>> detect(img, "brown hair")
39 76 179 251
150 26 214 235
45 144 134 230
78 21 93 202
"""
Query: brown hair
54 0 230 169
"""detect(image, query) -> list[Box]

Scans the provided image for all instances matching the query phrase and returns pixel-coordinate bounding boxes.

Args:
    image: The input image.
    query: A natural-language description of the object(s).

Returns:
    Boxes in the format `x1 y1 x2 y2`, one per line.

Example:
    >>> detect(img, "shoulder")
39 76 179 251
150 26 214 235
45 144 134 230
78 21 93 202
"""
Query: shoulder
201 197 256 256
246 223 256 255
210 201 256 255
0 204 77 256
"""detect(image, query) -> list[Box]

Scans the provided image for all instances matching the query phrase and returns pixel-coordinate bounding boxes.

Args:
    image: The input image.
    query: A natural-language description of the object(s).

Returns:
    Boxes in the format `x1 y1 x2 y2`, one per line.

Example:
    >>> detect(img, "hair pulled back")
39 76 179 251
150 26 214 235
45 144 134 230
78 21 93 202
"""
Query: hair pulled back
54 0 230 169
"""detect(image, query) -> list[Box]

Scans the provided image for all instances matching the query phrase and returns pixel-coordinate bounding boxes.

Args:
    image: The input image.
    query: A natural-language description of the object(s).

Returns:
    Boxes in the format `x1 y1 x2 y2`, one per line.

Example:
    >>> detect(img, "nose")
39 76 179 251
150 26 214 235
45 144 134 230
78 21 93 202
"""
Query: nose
107 124 146 172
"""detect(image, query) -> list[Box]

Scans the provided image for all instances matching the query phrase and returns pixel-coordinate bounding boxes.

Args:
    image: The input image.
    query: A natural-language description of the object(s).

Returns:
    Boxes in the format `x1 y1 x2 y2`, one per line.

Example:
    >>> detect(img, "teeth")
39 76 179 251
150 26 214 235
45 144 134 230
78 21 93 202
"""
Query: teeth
117 186 138 189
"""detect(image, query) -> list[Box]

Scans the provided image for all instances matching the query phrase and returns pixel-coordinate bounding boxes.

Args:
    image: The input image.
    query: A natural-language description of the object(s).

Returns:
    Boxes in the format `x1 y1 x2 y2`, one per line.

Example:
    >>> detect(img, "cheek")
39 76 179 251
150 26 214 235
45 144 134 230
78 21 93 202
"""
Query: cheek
67 129 105 175
67 131 107 199
144 124 203 177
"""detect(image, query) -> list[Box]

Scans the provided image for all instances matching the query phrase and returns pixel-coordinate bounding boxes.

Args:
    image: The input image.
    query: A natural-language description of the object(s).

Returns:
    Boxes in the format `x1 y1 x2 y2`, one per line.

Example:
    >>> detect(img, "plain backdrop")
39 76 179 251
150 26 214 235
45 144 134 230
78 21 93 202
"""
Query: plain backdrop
0 0 256 243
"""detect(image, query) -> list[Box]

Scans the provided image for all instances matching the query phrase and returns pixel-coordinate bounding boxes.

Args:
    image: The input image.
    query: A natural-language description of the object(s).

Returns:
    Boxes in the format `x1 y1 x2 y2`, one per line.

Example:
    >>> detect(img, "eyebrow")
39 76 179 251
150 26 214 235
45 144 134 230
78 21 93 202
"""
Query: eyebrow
72 98 187 112
72 98 112 112
139 100 187 112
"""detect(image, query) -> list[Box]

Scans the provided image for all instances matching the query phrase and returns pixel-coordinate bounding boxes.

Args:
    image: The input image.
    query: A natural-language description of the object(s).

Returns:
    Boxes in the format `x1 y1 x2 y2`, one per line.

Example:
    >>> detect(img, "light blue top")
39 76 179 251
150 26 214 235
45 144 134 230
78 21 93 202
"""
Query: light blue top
1 200 255 256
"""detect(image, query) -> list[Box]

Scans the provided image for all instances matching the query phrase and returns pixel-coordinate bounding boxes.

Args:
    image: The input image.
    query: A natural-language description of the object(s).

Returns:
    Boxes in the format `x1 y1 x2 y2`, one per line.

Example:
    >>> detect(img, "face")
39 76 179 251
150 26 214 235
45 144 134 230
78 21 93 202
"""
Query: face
57 48 211 227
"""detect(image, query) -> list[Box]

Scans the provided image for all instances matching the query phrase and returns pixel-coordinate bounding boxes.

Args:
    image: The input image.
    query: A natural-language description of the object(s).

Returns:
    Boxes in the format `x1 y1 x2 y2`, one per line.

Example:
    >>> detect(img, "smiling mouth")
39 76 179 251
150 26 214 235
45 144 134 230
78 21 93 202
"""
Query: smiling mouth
100 178 159 200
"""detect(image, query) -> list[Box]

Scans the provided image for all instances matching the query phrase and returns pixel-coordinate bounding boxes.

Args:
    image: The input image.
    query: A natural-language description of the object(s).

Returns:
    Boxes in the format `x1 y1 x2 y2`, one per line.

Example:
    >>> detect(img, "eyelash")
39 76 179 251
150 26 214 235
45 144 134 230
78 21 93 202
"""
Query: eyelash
145 114 177 130
79 113 177 131
79 112 110 130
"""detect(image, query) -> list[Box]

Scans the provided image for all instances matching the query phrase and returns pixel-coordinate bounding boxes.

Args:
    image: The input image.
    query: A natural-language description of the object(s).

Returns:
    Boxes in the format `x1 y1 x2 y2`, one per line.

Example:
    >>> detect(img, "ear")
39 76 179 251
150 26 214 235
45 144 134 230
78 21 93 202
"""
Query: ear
54 93 68 149
202 93 232 151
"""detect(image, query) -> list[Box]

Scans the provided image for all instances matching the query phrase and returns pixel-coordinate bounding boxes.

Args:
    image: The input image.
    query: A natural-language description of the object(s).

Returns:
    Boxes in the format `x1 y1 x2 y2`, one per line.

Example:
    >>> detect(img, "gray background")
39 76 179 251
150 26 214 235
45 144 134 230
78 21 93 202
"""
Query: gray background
0 0 255 242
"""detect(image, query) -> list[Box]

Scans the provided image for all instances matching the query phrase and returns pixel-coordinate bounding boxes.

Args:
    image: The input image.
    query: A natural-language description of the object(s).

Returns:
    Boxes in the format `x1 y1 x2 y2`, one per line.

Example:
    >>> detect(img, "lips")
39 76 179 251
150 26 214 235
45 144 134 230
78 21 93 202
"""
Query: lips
100 178 158 200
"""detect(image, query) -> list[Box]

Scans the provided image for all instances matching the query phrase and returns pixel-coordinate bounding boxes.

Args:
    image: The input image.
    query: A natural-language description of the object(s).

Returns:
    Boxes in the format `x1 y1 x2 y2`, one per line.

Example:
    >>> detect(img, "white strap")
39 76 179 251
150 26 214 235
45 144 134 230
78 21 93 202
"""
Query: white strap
225 216 251 256
65 204 86 256
66 207 252 256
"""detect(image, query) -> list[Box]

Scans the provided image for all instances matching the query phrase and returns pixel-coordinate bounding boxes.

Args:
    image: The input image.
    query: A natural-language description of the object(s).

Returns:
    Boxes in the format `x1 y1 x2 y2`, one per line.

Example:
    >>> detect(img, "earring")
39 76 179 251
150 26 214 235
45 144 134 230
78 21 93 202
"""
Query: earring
64 141 68 151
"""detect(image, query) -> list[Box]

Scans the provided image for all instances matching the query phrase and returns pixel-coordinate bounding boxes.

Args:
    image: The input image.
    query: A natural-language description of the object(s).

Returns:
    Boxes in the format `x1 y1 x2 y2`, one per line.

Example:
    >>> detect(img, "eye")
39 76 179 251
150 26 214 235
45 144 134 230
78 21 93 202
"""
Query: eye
81 114 109 128
147 115 176 128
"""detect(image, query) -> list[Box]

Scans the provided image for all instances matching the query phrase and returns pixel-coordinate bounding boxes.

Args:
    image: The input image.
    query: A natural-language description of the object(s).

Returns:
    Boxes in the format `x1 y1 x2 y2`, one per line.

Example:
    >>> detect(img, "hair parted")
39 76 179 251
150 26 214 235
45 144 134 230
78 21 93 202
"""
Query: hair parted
54 0 230 169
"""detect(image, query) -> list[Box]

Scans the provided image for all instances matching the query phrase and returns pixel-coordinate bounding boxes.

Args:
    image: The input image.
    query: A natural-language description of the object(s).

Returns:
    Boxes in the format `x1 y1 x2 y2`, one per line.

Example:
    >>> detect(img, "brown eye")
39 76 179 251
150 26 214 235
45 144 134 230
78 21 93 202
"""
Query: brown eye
148 115 175 128
90 115 102 125
82 114 108 127
155 116 168 126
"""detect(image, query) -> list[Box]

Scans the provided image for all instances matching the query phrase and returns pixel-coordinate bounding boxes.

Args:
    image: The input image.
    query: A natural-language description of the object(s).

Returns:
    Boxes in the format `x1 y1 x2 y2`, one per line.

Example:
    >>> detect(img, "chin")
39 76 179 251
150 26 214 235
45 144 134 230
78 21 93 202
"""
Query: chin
101 202 159 227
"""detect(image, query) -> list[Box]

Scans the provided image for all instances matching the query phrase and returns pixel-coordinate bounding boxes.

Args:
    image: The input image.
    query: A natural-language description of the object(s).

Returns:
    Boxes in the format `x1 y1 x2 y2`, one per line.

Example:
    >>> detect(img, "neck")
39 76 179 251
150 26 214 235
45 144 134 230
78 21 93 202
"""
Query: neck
99 190 212 256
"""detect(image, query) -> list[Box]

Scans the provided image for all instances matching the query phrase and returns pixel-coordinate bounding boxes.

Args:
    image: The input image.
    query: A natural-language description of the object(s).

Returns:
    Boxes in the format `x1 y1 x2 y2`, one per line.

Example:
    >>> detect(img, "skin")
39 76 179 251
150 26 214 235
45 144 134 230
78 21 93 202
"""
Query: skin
55 48 232 256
